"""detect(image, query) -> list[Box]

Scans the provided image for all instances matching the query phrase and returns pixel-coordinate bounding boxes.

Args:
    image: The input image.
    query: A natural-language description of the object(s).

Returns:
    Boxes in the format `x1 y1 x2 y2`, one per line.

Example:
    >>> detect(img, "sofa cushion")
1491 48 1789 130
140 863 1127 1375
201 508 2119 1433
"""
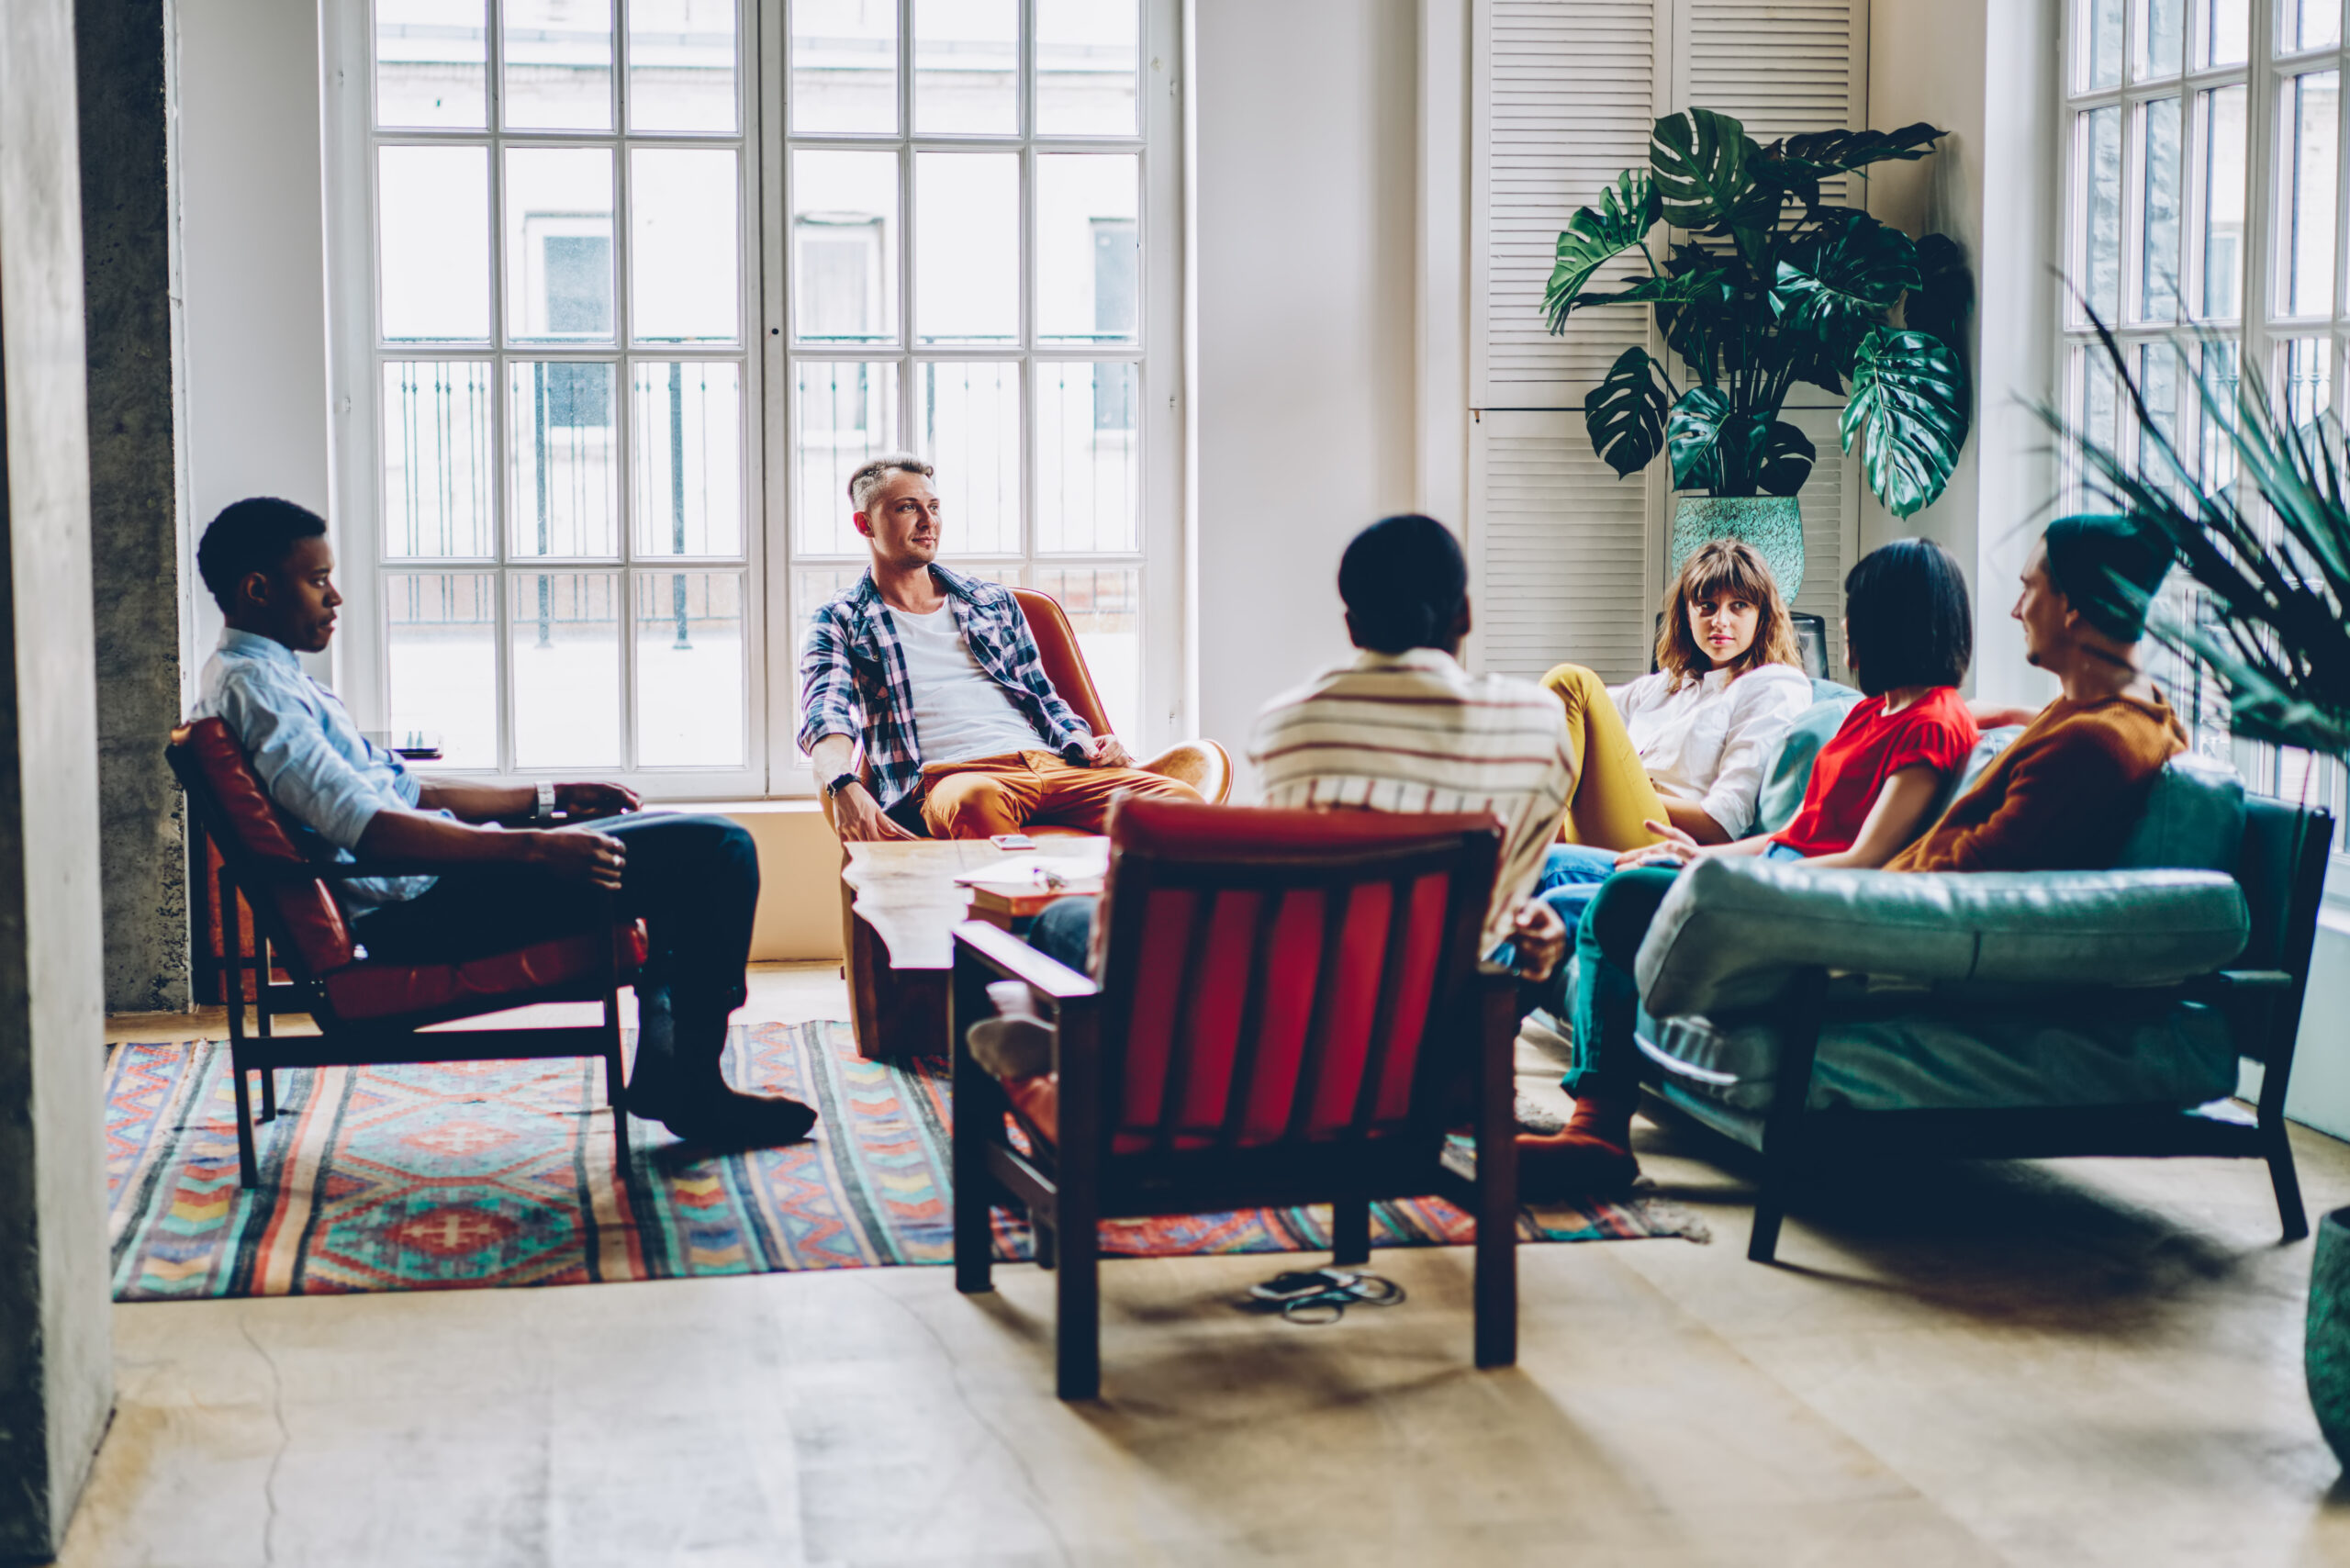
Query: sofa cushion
1634 856 2250 1017
2114 752 2245 872
1636 993 2241 1113
1751 687 1863 838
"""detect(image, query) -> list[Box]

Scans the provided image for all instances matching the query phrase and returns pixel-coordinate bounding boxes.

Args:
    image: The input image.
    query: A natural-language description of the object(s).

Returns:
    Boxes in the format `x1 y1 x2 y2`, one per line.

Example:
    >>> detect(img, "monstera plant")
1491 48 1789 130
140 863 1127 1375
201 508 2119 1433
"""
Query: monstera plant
1547 108 1974 520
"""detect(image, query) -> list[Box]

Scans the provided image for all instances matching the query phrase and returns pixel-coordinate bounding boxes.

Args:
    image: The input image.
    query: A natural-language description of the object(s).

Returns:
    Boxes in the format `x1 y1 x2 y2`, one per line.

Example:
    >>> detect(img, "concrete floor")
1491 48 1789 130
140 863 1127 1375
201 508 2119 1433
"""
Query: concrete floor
52 964 2350 1566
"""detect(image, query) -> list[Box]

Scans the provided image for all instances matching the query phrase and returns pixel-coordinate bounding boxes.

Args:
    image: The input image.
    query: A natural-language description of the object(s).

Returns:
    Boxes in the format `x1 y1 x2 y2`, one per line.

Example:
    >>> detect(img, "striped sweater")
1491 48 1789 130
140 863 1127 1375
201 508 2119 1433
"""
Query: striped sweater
1248 647 1577 951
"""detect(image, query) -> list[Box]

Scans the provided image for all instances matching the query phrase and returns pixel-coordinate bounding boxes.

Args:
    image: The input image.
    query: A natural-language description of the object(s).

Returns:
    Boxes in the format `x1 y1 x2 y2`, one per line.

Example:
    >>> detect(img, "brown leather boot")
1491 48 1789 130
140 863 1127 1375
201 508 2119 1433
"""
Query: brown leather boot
1515 1092 1639 1197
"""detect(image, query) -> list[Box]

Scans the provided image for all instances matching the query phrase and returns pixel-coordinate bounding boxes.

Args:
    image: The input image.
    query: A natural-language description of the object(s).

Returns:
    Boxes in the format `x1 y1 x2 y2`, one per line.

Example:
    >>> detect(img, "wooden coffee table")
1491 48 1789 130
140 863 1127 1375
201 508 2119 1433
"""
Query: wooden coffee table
838 836 1106 1058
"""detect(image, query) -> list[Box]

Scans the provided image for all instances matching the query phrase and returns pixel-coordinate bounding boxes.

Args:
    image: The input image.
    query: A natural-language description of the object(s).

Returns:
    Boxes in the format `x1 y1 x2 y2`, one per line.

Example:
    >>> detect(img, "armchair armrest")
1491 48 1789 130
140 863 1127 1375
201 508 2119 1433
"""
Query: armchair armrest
232 858 453 883
1635 857 2251 1018
951 919 1100 1002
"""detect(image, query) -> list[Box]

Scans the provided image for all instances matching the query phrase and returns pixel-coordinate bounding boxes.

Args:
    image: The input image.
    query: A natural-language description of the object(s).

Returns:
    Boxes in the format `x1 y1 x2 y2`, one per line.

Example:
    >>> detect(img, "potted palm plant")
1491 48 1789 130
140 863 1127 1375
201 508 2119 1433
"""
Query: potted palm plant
1546 107 1975 599
2053 314 2350 1467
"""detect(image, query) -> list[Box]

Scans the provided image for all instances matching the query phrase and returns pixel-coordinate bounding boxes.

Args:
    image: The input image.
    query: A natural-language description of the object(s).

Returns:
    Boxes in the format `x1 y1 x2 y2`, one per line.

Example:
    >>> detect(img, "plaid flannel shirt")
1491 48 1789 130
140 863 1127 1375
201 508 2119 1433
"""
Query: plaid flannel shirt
798 565 1093 812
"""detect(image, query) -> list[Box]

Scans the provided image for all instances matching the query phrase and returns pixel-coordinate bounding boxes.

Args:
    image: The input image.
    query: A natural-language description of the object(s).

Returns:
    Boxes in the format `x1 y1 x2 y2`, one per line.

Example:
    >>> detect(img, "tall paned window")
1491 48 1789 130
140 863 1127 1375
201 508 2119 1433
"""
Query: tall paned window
2061 0 2350 841
354 0 759 784
785 0 1152 740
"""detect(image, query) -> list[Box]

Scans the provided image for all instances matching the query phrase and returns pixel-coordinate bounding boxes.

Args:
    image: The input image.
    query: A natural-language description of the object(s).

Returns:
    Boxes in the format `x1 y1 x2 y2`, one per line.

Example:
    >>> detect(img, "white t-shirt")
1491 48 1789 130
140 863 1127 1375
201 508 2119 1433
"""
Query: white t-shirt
1608 662 1815 838
889 604 1050 766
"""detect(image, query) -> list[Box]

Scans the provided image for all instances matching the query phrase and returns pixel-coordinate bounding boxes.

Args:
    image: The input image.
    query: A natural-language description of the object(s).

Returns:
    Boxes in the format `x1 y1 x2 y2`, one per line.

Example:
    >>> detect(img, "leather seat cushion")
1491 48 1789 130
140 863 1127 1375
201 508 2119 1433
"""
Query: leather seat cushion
325 921 649 1022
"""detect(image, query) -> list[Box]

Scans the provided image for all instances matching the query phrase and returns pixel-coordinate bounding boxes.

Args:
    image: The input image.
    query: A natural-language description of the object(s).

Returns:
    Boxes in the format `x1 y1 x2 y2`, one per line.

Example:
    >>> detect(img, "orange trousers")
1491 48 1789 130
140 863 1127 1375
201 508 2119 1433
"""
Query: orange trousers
919 749 1202 838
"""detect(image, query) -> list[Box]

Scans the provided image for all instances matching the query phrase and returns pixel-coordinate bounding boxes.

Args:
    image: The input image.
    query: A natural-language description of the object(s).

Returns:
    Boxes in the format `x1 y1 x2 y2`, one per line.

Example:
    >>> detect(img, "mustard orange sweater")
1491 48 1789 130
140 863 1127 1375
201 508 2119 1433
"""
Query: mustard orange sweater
1888 692 2188 873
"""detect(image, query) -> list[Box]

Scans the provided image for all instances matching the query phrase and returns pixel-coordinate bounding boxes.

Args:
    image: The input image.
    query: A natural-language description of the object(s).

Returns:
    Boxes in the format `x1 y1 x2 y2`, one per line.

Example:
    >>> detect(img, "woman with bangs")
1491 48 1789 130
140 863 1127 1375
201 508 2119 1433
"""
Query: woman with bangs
1520 538 1982 1194
1529 539 1817 922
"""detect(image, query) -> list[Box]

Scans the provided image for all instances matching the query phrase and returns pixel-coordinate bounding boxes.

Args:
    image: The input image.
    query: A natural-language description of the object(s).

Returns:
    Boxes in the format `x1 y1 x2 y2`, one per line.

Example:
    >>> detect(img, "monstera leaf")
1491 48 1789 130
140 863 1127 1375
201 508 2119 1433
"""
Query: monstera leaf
1650 109 1764 231
1758 420 1816 497
1842 329 1970 518
1586 346 1671 477
1770 122 1945 174
1544 171 1661 330
1774 211 1920 327
1905 232 1974 349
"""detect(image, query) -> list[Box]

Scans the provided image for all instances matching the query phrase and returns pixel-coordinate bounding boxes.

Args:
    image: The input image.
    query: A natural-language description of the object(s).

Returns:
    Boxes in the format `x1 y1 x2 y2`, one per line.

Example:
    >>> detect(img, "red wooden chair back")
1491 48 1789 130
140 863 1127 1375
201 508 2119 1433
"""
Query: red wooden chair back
1085 797 1501 1159
1012 588 1113 738
167 719 359 978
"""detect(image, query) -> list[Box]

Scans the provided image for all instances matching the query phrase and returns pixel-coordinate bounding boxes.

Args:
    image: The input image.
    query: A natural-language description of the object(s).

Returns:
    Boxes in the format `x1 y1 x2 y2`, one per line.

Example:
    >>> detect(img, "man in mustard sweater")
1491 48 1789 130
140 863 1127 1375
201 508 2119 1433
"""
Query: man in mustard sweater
1890 513 2187 872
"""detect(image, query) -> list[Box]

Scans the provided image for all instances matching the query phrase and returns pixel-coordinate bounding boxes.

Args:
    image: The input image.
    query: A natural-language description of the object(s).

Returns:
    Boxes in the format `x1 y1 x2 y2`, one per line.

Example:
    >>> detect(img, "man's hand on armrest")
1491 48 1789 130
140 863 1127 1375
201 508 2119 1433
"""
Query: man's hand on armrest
355 810 625 890
809 732 916 842
415 779 642 825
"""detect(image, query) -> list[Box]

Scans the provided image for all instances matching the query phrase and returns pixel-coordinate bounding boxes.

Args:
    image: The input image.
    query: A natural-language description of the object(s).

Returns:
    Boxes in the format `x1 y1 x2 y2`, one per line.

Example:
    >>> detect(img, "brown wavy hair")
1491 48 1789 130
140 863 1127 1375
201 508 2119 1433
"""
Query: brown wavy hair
1653 538 1802 689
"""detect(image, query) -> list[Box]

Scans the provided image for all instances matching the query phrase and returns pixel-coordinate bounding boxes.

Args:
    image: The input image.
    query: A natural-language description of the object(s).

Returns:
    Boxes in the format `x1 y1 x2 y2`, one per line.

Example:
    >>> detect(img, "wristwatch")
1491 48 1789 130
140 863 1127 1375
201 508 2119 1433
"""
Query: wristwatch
824 772 860 799
536 781 557 823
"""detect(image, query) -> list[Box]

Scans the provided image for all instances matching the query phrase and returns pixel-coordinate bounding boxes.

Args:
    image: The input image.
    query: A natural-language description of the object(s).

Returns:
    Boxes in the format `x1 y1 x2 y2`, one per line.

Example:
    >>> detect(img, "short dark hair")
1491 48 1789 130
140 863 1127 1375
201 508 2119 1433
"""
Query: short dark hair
1338 514 1468 654
1841 537 1973 698
196 498 329 612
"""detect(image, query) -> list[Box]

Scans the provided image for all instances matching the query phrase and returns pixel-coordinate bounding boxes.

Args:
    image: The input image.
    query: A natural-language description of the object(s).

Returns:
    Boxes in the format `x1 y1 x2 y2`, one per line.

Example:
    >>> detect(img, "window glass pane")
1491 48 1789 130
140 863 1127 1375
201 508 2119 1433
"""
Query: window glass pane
627 0 736 133
2081 343 2120 465
634 572 745 766
379 146 490 342
1029 567 1139 737
915 0 1017 135
387 573 498 768
2136 341 2183 479
2080 106 2122 322
920 361 1020 554
632 362 743 556
2279 71 2340 318
2198 84 2247 319
1037 154 1138 343
502 0 612 130
505 147 615 343
791 0 898 134
2199 339 2241 489
382 362 494 556
508 361 620 557
2200 0 2249 64
794 361 901 555
2282 0 2344 52
631 148 740 342
2132 0 2182 75
2283 335 2333 428
1035 363 1138 552
792 150 899 342
2081 0 2123 88
1036 0 1137 136
2137 97 2180 322
510 572 621 766
914 151 1018 342
375 0 486 129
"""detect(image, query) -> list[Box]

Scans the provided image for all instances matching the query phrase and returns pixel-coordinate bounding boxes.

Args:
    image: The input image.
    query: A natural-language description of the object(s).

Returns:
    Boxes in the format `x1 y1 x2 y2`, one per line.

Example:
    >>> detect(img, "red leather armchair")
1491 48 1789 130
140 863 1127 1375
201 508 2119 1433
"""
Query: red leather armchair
168 718 647 1188
949 796 1520 1399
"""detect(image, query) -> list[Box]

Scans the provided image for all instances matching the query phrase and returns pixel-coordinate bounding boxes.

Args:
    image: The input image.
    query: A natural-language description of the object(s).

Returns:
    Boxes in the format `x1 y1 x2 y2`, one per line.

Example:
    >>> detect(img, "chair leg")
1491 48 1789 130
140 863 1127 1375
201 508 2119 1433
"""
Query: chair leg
1331 1196 1371 1268
1056 1215 1101 1401
951 956 998 1296
1747 1174 1788 1264
2270 1129 2311 1244
1748 969 1826 1267
1031 1218 1057 1271
229 1047 260 1190
1474 979 1518 1369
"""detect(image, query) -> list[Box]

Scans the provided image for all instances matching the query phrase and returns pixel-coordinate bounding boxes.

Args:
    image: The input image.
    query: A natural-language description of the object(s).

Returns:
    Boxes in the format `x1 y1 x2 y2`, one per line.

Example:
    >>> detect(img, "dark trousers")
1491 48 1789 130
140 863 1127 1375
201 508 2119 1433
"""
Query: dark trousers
1566 867 1680 1100
351 812 758 1071
1030 894 1099 973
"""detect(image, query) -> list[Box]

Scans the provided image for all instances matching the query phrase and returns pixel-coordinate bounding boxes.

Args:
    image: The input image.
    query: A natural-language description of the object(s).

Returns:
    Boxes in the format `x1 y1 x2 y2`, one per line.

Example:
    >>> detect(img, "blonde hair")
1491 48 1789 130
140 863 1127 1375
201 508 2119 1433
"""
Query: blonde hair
1653 538 1802 689
847 453 934 512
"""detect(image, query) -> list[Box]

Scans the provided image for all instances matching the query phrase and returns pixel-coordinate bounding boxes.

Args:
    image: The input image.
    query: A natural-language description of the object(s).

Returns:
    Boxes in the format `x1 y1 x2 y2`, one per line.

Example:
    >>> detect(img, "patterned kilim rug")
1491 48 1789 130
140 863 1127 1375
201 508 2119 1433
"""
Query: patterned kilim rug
106 1020 1705 1300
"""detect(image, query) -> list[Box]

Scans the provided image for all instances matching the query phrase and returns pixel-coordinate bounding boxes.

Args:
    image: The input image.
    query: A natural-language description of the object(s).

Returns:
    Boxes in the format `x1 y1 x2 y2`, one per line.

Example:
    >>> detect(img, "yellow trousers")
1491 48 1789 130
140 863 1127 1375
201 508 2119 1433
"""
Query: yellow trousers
1541 663 1672 851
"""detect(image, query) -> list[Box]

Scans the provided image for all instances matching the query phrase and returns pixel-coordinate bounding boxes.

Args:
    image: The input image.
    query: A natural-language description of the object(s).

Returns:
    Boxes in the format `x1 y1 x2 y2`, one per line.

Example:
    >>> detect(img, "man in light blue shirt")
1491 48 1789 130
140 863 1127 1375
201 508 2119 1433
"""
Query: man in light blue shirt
193 497 813 1148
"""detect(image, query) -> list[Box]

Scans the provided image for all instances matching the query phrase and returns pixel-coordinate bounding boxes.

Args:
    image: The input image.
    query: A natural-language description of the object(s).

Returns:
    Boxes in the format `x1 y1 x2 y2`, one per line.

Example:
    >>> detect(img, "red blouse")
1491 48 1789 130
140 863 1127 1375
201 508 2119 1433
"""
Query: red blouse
1769 687 1978 857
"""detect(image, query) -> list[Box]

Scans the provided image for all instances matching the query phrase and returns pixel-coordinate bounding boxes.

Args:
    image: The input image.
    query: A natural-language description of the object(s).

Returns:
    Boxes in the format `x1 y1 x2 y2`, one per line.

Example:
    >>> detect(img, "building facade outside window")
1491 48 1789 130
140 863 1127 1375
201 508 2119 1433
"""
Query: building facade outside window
2060 0 2350 849
329 0 1179 795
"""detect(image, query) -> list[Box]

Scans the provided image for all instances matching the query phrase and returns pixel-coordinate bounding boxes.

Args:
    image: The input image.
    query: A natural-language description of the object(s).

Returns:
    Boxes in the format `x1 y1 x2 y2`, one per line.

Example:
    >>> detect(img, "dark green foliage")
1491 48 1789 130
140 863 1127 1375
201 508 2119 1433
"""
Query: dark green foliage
2051 314 2350 756
1549 106 1971 512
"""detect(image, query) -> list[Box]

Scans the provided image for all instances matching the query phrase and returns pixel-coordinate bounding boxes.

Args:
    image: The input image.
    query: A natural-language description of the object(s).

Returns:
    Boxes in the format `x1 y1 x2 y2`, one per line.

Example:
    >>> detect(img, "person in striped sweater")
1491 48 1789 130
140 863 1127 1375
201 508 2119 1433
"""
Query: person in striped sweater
968 513 1578 1078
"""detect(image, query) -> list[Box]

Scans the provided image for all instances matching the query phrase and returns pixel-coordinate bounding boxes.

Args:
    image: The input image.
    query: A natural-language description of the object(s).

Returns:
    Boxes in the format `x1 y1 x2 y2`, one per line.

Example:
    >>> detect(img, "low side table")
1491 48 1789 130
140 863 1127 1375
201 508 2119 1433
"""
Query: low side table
839 835 1105 1059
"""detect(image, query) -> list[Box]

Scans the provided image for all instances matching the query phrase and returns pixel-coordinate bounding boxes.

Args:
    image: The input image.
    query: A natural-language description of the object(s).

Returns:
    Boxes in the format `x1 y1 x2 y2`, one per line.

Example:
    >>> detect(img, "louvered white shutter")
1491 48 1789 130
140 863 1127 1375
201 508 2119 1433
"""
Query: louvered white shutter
1468 0 1660 681
1466 0 1865 685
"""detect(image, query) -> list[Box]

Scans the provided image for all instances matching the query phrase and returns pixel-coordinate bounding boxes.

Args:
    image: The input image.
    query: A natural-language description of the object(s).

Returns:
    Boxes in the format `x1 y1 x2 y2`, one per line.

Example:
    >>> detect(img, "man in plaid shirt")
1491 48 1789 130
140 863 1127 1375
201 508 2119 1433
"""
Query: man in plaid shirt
800 454 1199 840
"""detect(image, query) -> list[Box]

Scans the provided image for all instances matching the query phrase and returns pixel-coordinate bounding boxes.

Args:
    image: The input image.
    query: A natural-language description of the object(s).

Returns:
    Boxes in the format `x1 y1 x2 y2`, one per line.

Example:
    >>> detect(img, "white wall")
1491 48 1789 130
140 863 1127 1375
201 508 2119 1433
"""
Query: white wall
174 0 336 682
1191 0 1421 790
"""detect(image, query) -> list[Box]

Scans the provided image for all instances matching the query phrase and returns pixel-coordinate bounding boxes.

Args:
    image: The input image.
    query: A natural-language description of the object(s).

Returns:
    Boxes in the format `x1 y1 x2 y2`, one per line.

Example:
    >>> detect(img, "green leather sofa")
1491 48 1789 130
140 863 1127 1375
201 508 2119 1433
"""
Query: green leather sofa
1624 694 2333 1263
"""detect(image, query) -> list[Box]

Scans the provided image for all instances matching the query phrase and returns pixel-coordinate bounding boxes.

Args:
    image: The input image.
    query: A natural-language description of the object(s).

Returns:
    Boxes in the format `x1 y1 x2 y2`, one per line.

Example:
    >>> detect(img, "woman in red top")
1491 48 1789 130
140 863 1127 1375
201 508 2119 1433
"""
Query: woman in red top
1523 539 1979 1193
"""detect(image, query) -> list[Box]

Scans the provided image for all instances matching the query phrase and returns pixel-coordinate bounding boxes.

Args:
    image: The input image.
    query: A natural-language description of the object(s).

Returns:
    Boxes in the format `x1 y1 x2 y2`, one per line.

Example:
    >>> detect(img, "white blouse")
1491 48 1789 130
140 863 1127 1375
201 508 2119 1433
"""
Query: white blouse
1609 662 1816 838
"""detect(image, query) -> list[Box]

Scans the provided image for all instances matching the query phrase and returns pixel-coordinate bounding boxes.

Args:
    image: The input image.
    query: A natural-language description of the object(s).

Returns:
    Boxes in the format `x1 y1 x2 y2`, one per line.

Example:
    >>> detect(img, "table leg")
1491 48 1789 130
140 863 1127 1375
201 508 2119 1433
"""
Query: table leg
847 908 952 1060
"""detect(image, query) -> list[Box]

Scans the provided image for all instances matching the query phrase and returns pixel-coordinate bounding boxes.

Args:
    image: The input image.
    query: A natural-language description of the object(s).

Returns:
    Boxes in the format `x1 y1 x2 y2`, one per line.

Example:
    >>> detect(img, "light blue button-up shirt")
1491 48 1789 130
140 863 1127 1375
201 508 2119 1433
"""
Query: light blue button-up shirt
193 628 440 908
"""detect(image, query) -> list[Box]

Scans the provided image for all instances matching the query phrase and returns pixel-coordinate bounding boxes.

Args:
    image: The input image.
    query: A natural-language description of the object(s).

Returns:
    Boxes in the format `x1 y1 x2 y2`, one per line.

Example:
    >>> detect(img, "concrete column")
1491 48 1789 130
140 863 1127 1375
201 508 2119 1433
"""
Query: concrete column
77 0 190 1013
0 0 118 1555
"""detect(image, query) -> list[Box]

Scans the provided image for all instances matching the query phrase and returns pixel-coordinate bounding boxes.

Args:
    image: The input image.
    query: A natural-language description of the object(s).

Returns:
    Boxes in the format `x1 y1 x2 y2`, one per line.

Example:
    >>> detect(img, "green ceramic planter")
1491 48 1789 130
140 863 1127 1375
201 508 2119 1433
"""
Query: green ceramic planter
1669 495 1805 601
2309 1205 2350 1465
